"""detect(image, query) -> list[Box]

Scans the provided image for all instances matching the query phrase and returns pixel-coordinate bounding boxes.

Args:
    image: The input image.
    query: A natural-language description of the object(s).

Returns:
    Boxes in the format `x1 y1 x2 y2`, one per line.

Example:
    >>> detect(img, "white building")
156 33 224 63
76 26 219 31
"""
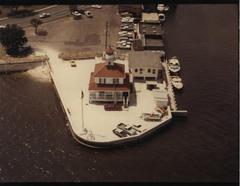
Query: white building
88 47 130 106
129 51 164 80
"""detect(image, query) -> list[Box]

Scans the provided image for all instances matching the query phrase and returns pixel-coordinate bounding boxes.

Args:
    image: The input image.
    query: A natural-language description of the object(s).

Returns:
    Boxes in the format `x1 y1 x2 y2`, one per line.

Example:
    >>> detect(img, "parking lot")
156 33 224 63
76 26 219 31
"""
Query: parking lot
27 5 122 54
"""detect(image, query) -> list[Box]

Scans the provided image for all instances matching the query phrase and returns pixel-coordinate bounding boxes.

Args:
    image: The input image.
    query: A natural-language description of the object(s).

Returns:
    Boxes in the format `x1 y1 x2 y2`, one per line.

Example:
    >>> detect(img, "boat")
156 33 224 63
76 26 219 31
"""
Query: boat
171 76 183 90
168 56 180 73
140 113 162 121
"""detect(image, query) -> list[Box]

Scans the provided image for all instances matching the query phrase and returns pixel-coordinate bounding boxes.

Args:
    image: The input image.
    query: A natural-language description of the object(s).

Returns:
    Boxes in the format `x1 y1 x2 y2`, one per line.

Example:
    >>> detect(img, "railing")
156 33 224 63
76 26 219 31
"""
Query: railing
90 95 122 101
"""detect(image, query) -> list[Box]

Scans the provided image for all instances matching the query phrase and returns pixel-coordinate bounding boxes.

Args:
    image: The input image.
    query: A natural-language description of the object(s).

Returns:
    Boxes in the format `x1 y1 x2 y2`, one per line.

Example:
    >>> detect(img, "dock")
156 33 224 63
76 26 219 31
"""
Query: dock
171 110 188 117
162 62 177 111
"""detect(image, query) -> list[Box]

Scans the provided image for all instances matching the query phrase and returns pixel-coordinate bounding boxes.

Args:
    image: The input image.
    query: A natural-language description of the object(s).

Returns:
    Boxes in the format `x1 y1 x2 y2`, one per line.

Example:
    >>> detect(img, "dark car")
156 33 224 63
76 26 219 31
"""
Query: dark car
113 128 127 138
117 123 137 136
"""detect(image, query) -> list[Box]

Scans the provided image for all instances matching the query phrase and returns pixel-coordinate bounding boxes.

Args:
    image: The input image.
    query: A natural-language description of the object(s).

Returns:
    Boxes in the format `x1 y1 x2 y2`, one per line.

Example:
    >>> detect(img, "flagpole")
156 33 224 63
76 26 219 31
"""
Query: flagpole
80 90 87 135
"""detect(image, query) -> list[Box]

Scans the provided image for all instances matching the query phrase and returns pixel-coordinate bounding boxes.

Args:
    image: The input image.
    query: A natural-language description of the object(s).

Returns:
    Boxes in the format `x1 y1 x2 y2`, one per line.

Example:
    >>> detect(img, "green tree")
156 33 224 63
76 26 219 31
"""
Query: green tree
0 24 28 55
30 18 42 34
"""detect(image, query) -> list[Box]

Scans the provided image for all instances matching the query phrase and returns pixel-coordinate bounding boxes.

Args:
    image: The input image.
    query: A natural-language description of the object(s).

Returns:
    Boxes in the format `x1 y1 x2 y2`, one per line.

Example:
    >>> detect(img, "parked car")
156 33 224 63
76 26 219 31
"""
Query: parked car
71 61 77 67
85 11 93 18
38 12 51 19
113 128 128 138
117 123 137 136
72 11 82 16
120 12 133 17
91 5 102 9
119 37 129 41
116 45 131 50
118 31 127 34
0 25 6 29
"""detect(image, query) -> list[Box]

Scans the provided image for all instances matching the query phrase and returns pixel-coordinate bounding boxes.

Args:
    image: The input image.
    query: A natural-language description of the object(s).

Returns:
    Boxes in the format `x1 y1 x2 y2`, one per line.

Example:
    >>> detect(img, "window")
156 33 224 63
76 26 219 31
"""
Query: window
152 69 156 74
103 78 106 84
105 92 113 99
135 69 138 73
99 92 104 97
99 78 102 84
140 68 143 74
113 78 119 84
148 69 151 73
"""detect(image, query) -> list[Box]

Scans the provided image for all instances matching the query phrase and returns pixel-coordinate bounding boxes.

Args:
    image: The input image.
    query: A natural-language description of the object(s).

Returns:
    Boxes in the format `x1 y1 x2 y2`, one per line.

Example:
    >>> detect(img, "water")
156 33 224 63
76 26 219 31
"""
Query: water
0 4 238 182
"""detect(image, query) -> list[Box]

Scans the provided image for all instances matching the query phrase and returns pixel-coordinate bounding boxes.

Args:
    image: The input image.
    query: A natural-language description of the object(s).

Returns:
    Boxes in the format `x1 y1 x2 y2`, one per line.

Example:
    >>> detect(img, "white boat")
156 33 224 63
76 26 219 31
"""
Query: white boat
168 56 181 73
171 76 183 90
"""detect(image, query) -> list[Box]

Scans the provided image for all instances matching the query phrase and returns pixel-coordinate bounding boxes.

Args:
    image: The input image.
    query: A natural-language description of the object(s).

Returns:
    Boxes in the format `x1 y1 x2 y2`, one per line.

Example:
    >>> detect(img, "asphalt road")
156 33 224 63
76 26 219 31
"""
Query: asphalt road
0 5 70 28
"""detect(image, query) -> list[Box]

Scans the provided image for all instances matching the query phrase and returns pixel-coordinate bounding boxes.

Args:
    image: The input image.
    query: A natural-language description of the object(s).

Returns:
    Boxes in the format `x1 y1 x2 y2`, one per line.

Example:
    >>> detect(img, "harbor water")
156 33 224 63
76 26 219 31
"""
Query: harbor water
0 4 238 182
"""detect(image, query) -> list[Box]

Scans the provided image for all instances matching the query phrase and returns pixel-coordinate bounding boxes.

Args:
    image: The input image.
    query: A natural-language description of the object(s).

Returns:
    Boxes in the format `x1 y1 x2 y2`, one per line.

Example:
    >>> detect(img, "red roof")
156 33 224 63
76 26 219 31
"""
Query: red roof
93 62 125 78
105 47 114 55
89 73 130 91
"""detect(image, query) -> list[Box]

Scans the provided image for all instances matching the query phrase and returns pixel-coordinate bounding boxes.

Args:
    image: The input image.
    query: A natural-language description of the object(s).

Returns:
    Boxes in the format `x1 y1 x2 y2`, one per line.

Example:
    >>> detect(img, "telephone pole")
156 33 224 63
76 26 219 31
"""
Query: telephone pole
105 21 108 49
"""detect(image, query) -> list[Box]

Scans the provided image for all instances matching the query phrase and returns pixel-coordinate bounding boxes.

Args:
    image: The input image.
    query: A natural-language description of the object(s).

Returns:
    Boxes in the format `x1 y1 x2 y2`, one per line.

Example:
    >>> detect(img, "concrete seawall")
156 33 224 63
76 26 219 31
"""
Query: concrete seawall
0 56 48 73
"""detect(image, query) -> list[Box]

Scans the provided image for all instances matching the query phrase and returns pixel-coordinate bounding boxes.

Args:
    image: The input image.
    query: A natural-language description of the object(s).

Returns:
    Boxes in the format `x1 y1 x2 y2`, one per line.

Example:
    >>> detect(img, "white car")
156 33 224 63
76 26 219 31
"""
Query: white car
91 5 102 9
118 31 127 34
0 25 6 29
38 12 51 19
72 11 82 17
85 11 93 18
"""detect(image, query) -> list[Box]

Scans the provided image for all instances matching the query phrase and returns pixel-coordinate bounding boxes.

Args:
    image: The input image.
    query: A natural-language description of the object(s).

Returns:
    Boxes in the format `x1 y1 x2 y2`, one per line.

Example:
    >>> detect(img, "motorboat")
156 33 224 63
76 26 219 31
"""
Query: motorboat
168 56 181 73
171 76 183 90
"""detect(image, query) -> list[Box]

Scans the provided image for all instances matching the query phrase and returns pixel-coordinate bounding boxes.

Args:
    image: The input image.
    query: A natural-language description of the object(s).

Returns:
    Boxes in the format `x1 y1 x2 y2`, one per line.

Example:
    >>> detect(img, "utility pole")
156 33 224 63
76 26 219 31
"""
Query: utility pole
105 21 108 49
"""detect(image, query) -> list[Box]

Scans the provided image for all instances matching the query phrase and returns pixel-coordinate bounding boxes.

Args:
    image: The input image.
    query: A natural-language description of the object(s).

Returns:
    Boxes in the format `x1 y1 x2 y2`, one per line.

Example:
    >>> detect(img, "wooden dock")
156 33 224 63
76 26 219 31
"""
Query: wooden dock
162 62 177 111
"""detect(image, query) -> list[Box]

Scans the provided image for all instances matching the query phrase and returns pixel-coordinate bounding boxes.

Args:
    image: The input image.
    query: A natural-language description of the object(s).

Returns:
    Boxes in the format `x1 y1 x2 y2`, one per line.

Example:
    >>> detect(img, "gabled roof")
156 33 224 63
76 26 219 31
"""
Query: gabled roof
129 51 163 69
93 62 125 78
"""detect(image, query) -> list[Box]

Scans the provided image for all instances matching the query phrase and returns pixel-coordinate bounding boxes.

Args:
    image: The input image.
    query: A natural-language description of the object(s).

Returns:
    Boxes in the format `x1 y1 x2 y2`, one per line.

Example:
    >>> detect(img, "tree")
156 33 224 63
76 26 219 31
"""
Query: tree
0 24 28 55
30 18 42 34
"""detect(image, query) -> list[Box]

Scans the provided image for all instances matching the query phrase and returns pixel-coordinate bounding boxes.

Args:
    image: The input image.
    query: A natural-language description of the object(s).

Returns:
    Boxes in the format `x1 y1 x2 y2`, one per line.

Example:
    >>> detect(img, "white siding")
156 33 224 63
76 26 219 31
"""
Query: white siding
119 78 124 84
131 67 160 79
95 77 124 84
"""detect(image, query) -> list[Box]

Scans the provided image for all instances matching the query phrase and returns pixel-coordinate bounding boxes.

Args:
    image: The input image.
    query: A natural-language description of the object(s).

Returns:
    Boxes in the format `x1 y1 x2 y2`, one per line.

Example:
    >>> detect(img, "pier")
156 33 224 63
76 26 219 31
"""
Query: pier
162 62 177 111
